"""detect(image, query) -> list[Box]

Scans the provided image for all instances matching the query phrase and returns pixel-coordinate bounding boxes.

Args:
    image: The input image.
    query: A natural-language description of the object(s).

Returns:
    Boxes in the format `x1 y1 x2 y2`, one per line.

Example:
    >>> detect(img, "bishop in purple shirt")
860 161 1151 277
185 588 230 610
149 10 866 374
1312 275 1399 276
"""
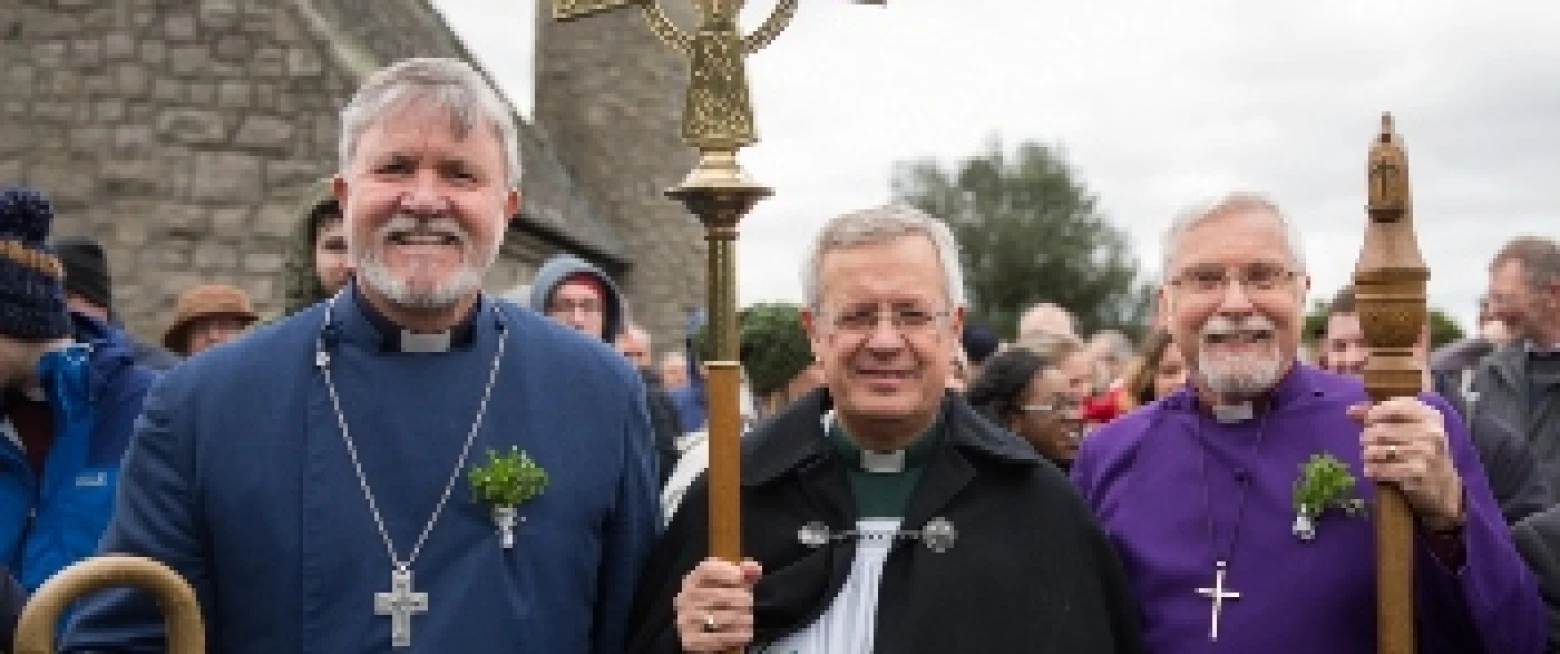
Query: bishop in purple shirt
1072 193 1544 654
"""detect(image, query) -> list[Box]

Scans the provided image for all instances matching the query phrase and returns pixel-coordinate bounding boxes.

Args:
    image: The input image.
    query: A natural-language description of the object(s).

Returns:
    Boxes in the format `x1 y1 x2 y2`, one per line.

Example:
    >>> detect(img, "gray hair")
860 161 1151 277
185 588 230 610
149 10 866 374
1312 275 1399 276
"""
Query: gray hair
1011 330 1085 364
801 204 967 310
1162 192 1306 280
339 58 522 187
1492 236 1560 291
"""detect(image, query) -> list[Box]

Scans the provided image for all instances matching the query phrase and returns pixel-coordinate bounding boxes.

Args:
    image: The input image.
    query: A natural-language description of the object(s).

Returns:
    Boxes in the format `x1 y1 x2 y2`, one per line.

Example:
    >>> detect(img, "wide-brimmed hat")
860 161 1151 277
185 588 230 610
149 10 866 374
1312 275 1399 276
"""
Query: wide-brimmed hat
163 283 258 351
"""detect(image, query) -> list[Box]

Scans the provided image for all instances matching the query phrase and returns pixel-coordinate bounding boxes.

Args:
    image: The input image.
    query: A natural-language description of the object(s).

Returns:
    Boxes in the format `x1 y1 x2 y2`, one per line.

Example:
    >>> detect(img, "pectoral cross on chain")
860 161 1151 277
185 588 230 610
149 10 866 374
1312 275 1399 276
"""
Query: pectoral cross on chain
1195 560 1241 641
375 566 429 648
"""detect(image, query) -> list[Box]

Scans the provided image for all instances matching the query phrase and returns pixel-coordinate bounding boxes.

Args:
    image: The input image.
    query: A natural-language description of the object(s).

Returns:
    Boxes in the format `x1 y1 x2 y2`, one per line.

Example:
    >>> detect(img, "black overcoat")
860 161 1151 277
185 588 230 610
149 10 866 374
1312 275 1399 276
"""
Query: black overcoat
626 389 1145 653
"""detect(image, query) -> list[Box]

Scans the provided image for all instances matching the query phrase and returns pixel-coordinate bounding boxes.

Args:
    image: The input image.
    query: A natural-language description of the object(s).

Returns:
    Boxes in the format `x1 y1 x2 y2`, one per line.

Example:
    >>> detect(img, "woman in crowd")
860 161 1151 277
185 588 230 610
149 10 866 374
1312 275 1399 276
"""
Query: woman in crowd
1120 328 1187 408
966 347 1086 471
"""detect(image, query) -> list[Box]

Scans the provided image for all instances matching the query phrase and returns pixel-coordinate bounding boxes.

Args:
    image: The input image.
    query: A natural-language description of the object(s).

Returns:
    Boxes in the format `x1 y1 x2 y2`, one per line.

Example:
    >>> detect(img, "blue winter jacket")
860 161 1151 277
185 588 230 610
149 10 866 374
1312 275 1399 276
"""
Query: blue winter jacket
0 313 159 591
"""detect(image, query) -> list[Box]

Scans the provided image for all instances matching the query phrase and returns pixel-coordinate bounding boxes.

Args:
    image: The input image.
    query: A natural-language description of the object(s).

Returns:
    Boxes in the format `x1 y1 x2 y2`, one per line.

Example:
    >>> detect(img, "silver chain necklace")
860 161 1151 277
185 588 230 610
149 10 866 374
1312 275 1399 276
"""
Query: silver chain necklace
315 295 507 648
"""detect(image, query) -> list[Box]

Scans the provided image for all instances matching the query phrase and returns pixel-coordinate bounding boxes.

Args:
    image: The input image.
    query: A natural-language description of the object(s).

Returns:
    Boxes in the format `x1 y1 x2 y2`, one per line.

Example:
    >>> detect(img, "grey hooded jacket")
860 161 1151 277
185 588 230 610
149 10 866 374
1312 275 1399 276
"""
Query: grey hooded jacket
527 254 680 485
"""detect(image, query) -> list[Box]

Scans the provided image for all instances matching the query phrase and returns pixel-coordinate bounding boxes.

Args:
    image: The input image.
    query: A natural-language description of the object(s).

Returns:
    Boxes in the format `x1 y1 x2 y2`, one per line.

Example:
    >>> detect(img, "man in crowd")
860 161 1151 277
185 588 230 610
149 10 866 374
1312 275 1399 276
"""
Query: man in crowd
1071 193 1542 653
52 237 180 370
530 254 682 485
1473 236 1560 491
659 352 689 392
62 57 659 652
629 205 1143 653
1319 286 1550 523
161 283 259 357
616 321 685 485
0 187 159 592
1017 301 1078 340
616 323 654 371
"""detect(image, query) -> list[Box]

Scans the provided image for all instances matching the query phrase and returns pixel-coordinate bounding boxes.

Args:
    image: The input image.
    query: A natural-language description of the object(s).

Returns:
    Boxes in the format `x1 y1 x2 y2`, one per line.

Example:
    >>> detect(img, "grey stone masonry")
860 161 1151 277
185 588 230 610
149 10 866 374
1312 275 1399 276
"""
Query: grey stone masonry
1 0 704 346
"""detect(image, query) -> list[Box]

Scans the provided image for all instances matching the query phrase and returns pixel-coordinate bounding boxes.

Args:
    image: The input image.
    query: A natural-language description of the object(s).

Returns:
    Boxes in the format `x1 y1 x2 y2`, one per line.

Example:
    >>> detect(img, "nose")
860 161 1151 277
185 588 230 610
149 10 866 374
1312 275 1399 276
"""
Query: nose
1213 278 1257 315
863 315 905 350
399 174 451 215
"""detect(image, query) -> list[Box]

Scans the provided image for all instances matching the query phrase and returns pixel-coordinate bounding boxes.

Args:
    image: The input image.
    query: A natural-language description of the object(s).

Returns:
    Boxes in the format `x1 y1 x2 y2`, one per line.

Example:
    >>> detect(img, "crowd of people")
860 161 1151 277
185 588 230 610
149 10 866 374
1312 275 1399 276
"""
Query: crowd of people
1 55 1559 653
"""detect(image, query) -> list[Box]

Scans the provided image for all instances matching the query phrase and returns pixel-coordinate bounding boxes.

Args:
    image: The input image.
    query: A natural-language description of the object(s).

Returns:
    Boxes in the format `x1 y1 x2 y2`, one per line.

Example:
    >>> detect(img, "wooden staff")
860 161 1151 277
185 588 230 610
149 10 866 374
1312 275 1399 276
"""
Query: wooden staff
1353 112 1425 654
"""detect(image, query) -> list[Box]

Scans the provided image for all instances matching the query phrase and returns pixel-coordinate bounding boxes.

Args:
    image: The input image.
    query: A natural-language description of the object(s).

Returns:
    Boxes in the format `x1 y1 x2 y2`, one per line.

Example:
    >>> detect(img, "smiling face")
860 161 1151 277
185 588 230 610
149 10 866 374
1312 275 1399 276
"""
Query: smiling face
1488 258 1560 345
1160 208 1307 402
334 100 518 318
1322 312 1370 376
803 234 963 449
1009 366 1084 465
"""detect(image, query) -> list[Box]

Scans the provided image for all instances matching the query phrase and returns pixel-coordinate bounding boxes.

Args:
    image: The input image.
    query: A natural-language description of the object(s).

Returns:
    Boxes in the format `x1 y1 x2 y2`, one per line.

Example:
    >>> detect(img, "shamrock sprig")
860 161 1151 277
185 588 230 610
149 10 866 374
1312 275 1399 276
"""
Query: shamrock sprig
469 446 548 508
1293 453 1367 520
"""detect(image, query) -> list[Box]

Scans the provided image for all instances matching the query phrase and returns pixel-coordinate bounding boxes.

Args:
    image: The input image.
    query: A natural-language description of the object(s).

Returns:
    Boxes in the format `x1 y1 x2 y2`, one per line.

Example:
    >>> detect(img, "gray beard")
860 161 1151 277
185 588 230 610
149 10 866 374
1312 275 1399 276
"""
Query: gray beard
1197 351 1283 398
356 255 489 310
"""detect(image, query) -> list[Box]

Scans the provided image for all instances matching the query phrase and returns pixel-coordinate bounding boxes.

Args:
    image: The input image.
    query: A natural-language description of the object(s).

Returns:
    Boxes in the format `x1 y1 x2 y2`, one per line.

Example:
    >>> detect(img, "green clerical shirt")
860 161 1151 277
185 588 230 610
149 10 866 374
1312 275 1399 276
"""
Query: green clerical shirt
827 415 941 519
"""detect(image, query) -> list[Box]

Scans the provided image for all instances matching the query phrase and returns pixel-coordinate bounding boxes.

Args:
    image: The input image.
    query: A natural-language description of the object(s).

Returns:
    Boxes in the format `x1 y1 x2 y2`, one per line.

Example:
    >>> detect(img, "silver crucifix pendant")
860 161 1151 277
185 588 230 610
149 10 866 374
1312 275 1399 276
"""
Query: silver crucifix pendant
374 566 429 648
492 505 519 549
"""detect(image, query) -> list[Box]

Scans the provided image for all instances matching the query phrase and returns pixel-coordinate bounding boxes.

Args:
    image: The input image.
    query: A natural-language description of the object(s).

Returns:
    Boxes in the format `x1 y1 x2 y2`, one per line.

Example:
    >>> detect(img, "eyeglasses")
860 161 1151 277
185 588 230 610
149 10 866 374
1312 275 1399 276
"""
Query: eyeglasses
1019 397 1083 414
1169 264 1298 295
548 298 603 315
823 304 950 335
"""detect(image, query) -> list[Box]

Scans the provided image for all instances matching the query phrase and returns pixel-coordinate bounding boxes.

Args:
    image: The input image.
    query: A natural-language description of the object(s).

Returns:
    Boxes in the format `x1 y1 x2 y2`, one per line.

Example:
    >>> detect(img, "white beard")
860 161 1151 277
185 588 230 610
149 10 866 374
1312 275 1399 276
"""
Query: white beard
1195 315 1284 398
353 213 499 310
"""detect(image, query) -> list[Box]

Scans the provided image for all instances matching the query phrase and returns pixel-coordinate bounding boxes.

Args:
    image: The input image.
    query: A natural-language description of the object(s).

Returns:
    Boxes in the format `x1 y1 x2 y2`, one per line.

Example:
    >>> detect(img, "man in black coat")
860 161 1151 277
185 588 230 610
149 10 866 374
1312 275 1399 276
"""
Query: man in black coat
625 205 1142 653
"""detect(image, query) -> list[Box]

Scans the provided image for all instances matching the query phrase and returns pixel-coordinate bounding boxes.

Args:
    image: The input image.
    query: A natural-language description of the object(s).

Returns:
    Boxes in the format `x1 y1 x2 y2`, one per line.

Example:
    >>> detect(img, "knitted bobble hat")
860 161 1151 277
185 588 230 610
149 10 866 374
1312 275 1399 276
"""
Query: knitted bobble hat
0 186 71 340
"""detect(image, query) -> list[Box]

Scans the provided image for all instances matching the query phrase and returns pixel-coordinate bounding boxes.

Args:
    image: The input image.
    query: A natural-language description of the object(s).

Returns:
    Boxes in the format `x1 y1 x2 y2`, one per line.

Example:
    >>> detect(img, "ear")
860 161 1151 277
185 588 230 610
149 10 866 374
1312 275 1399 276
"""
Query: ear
949 305 966 338
505 188 521 223
801 306 824 361
331 174 349 212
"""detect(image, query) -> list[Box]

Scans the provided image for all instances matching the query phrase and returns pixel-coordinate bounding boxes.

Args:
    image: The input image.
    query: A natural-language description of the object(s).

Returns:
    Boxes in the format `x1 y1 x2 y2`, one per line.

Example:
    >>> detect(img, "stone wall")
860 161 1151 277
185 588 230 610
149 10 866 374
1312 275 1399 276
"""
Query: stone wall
2 0 359 339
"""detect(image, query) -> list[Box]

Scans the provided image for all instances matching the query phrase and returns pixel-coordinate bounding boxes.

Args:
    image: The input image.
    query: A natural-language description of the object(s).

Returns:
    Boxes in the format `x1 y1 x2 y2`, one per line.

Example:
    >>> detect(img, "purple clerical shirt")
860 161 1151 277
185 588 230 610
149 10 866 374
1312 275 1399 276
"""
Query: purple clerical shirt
1071 363 1544 654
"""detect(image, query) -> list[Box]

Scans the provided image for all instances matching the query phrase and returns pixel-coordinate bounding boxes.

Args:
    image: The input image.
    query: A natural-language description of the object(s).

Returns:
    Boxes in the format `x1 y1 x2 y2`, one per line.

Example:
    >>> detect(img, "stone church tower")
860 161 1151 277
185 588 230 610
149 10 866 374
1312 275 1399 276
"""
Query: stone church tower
0 0 704 349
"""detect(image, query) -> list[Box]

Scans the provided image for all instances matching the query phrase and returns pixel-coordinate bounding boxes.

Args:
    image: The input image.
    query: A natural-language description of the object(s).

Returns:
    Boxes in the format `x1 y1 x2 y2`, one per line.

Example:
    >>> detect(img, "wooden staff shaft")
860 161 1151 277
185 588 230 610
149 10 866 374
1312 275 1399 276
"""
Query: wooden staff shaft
1354 112 1424 654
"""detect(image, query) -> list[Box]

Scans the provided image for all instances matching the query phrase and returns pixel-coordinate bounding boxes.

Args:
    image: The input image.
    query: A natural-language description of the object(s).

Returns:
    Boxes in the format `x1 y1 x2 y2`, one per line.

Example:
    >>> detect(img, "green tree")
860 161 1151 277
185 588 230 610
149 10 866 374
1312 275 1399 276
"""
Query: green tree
1427 307 1466 349
891 138 1151 339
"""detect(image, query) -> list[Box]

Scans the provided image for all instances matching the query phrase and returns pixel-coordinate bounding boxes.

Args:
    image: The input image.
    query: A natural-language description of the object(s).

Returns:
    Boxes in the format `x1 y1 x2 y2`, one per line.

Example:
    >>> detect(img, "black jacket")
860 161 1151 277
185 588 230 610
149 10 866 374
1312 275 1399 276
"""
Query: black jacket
626 389 1144 653
640 369 684 486
1514 505 1560 654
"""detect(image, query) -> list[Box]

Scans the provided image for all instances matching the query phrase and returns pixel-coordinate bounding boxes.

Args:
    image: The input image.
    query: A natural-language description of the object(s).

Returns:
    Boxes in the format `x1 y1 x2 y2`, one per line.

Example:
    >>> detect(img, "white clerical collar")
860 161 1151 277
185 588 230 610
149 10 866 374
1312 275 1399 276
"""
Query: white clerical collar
348 285 480 353
823 410 914 473
1211 403 1255 424
399 331 453 354
860 449 906 474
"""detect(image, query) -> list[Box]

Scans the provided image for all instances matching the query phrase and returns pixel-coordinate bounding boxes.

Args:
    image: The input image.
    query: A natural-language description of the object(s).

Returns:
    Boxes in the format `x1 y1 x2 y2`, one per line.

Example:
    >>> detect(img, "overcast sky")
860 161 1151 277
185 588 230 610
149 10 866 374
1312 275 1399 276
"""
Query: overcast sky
435 0 1560 332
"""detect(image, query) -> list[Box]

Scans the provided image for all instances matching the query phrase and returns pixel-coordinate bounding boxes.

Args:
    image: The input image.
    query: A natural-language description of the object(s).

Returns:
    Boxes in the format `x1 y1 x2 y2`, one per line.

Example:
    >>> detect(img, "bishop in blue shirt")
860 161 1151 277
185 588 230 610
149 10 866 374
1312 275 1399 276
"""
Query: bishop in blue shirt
62 57 660 653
